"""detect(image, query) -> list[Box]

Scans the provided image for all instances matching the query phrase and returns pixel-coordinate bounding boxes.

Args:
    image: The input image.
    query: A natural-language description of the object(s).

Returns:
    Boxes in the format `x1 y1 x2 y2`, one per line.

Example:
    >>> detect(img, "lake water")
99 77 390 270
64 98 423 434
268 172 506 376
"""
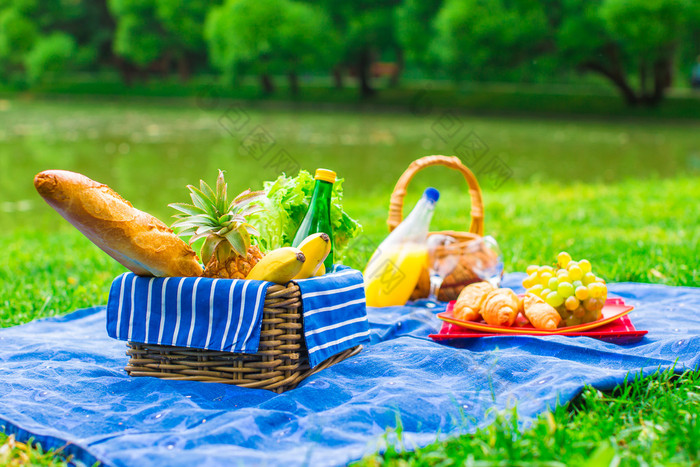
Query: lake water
1 97 698 228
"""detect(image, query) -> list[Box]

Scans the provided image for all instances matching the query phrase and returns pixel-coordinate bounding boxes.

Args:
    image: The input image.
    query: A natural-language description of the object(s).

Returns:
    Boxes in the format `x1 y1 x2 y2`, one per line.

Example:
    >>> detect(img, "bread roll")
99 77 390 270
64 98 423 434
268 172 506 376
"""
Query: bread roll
34 170 203 277
453 281 494 321
480 288 521 327
522 293 561 330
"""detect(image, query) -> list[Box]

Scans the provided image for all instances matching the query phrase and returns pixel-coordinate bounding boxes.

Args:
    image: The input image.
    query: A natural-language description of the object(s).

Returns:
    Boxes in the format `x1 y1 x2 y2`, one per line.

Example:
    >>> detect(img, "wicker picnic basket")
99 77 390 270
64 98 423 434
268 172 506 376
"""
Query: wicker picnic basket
125 282 361 393
388 155 497 302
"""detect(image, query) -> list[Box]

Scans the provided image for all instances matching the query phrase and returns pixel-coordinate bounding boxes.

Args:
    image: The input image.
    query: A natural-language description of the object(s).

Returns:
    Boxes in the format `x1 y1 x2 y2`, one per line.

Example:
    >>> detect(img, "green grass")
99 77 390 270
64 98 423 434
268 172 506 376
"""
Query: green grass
0 97 698 464
0 434 72 466
355 368 700 466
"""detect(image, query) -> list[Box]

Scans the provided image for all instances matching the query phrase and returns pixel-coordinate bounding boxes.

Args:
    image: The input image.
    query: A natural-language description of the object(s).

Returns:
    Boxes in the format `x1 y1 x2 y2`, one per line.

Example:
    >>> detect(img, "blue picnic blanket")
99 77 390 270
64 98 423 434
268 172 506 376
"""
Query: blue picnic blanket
1 273 699 467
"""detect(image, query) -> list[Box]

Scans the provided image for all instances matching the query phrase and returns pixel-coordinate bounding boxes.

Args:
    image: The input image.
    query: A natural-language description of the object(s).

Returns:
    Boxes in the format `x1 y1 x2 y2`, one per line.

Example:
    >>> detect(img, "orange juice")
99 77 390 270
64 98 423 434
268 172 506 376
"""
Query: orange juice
363 243 428 307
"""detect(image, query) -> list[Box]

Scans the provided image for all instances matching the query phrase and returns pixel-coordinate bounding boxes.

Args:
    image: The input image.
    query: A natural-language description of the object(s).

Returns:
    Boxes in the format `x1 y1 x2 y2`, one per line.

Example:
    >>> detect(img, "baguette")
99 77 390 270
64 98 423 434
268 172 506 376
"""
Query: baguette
34 170 203 277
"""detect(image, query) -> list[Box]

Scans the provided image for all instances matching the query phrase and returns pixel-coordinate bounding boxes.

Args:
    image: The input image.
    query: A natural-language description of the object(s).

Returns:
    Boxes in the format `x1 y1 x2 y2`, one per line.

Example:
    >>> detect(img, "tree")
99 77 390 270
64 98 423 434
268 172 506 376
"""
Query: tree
556 0 695 106
431 0 550 81
0 0 110 85
205 0 336 95
395 0 443 70
306 0 401 97
679 1 700 78
25 32 76 84
430 0 696 106
108 0 214 82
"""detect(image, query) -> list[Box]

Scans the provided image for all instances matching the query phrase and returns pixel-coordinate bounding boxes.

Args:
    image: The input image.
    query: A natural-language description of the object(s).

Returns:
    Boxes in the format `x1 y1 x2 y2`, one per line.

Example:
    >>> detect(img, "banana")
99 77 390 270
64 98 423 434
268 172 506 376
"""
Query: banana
314 263 326 277
293 233 331 279
246 247 306 283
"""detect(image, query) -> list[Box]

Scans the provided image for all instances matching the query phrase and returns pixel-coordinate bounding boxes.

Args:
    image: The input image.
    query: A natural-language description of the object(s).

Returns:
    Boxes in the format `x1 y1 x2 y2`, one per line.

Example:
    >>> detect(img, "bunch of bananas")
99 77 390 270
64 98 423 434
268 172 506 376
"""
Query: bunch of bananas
246 233 331 284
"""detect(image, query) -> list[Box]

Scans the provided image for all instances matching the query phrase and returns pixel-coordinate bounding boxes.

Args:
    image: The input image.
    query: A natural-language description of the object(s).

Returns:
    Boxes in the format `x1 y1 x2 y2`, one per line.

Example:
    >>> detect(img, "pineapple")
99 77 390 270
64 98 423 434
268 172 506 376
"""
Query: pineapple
169 170 265 279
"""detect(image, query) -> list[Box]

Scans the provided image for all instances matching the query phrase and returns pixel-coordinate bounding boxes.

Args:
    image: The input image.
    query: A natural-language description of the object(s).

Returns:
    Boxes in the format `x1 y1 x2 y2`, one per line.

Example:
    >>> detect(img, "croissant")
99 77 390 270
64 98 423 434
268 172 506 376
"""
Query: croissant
480 288 521 327
453 281 495 321
522 293 561 330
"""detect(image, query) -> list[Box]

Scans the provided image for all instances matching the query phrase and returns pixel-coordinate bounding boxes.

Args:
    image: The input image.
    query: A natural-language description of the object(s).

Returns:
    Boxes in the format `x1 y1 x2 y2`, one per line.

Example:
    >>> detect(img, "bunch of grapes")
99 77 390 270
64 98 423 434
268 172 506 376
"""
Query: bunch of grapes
522 252 608 327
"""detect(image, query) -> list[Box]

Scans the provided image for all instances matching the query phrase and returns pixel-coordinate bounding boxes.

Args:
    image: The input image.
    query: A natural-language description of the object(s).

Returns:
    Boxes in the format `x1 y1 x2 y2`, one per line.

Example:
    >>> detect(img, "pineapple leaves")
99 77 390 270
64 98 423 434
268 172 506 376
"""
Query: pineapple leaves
200 235 224 266
216 170 228 213
225 230 249 257
170 171 265 249
218 213 233 224
171 214 218 230
240 205 265 218
168 202 206 217
199 180 217 207
229 190 266 213
174 227 199 238
188 185 218 217
245 224 260 237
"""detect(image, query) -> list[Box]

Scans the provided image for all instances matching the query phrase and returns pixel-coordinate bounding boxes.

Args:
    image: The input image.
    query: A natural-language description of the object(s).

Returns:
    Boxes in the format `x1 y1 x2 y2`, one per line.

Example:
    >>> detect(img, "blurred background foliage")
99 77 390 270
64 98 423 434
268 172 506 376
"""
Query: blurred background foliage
0 0 698 106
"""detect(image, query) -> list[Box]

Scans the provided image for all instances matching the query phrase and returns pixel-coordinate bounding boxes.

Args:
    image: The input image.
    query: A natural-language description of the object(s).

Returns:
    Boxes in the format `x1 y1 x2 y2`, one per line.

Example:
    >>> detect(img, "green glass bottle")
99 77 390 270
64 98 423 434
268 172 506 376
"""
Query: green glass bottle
292 169 336 270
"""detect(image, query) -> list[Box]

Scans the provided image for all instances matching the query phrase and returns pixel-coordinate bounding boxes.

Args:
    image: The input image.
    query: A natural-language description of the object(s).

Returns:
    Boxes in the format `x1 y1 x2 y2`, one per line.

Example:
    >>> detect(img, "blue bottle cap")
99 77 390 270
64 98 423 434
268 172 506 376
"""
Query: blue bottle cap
423 187 440 203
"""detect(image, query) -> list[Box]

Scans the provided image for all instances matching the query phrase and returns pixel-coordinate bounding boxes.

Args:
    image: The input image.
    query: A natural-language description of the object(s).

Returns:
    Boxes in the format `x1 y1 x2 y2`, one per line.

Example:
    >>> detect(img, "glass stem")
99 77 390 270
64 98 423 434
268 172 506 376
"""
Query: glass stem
429 275 443 301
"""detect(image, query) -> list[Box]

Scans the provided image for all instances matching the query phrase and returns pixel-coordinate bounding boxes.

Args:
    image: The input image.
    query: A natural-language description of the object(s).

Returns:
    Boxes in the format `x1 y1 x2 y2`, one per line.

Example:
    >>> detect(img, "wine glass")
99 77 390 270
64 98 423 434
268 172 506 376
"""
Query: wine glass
466 235 504 287
426 234 459 305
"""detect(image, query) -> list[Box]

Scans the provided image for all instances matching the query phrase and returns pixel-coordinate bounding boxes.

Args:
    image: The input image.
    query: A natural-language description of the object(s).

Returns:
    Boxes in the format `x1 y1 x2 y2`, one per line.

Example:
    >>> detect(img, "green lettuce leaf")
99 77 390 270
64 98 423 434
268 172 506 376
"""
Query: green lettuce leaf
248 170 363 257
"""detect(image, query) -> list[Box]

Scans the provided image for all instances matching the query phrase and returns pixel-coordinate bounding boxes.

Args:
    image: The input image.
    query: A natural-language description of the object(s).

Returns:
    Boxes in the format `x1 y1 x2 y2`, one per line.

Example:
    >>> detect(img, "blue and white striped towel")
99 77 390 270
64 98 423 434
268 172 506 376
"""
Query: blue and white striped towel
293 265 370 367
106 266 369 368
106 273 271 354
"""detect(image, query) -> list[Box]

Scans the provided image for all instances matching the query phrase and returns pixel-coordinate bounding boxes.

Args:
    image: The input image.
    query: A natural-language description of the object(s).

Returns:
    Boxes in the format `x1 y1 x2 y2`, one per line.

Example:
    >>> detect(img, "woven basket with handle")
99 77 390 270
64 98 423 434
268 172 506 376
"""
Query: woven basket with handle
388 155 497 302
125 282 361 393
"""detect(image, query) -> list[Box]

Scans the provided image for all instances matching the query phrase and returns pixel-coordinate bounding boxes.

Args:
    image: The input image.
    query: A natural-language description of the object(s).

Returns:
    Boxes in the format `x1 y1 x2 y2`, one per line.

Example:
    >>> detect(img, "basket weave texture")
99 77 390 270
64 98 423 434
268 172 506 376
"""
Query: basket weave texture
125 282 361 393
388 155 497 302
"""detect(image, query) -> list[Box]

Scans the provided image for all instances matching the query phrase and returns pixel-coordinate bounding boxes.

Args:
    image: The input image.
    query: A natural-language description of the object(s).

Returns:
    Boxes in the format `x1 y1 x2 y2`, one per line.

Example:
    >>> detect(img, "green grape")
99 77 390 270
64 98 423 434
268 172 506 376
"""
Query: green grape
566 260 579 270
546 291 564 307
526 265 538 275
529 284 544 297
584 297 600 312
582 272 596 285
540 272 553 285
587 308 603 321
539 265 554 274
522 274 537 289
557 251 572 268
586 283 598 298
541 288 552 298
556 269 571 281
575 286 589 300
589 283 605 298
565 295 580 311
595 277 606 284
548 277 560 290
558 282 575 297
565 316 581 327
599 283 608 297
579 259 592 274
572 280 583 289
568 265 583 281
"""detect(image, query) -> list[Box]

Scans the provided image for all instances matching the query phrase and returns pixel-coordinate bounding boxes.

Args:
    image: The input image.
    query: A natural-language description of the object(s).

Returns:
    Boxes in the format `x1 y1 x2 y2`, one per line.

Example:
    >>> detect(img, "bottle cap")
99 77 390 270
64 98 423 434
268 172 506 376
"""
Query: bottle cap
423 187 440 203
314 169 336 184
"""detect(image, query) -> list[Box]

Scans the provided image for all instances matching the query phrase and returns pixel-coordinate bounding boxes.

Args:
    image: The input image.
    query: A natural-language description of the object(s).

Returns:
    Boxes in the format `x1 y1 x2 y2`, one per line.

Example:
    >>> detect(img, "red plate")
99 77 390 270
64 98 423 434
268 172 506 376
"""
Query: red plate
432 297 647 344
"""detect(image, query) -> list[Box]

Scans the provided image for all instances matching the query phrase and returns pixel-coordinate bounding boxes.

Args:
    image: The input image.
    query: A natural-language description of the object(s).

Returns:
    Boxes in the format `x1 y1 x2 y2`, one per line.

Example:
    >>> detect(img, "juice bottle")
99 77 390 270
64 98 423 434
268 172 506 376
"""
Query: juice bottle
363 188 439 307
292 168 336 270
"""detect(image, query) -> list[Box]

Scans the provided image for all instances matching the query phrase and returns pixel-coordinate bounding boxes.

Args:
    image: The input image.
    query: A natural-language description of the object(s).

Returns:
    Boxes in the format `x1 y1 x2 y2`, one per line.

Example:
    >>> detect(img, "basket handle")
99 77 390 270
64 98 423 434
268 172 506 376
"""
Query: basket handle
387 155 484 236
